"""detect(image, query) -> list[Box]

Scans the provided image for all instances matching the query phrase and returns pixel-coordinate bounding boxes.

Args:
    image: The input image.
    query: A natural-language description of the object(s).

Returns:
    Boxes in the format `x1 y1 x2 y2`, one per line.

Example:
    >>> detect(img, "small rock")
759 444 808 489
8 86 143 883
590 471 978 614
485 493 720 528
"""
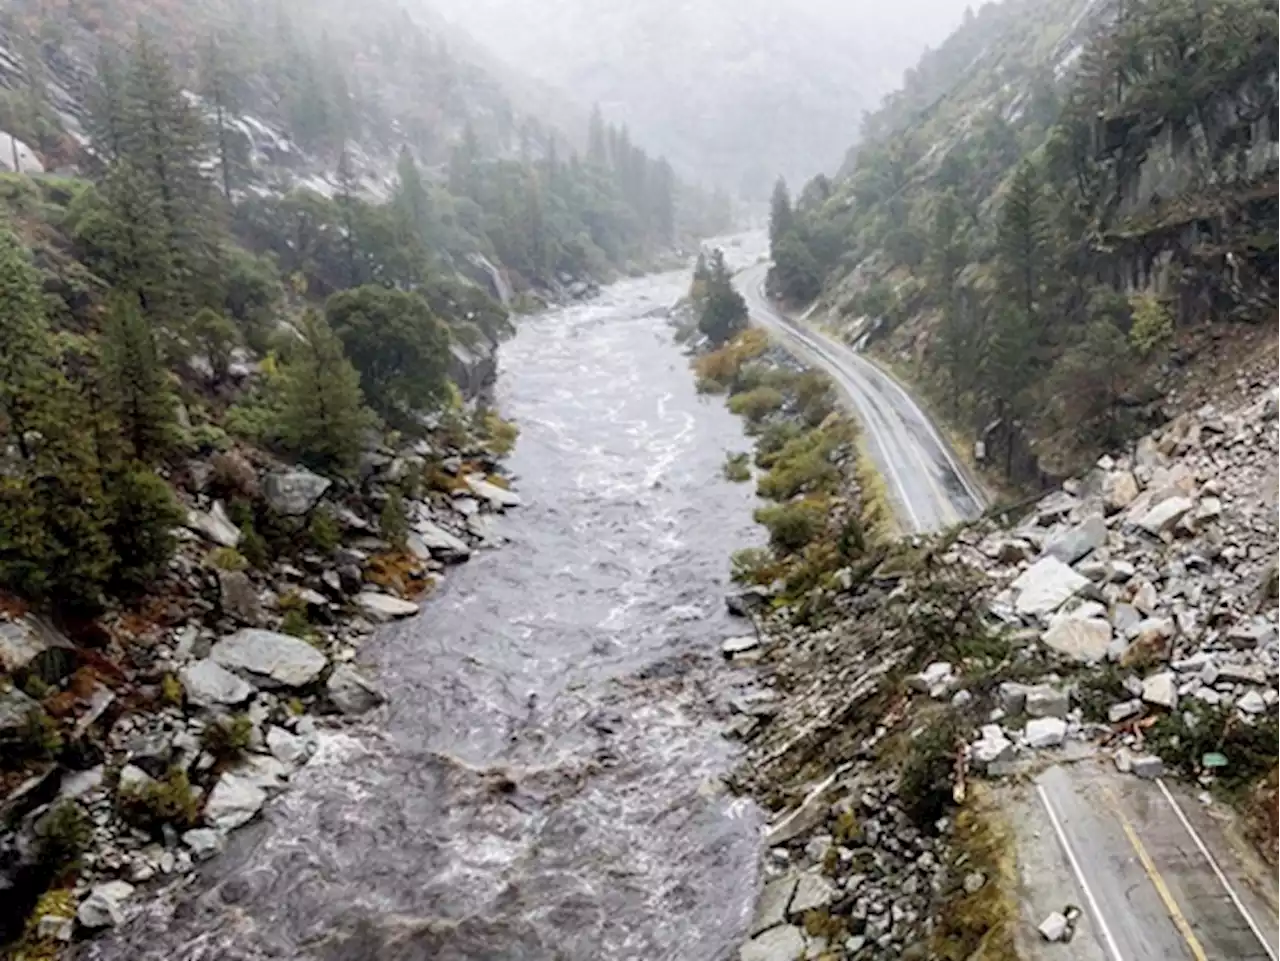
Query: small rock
117 764 154 793
218 570 263 626
1038 911 1069 942
963 872 987 895
1102 471 1140 513
907 661 954 697
1024 717 1067 749
1025 685 1070 719
355 592 420 622
35 914 73 942
997 682 1029 714
1043 515 1107 564
326 664 385 715
788 871 836 916
1137 496 1194 535
1237 690 1266 715
971 725 1014 768
0 686 40 736
266 725 310 767
723 635 761 658
263 468 331 516
77 881 135 929
182 827 224 861
1131 755 1165 779
740 924 806 961
1141 672 1178 709
204 772 267 830
185 501 241 548
180 658 256 708
465 475 522 510
1011 558 1089 617
752 874 799 935
1108 699 1142 723
211 629 328 688
1042 617 1112 664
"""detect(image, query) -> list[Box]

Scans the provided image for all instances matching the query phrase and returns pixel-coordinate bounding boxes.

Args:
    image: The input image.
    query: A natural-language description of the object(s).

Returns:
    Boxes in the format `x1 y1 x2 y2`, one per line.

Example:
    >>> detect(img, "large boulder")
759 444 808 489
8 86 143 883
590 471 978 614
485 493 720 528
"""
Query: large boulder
739 924 806 961
218 570 263 626
465 475 522 510
0 620 49 674
77 881 134 929
263 468 331 516
0 133 43 174
210 629 327 688
1102 471 1140 513
1136 496 1194 535
410 519 472 563
204 772 267 830
1041 617 1112 664
355 592 419 622
1042 515 1107 565
1010 557 1089 618
179 659 255 708
185 501 241 548
326 665 386 715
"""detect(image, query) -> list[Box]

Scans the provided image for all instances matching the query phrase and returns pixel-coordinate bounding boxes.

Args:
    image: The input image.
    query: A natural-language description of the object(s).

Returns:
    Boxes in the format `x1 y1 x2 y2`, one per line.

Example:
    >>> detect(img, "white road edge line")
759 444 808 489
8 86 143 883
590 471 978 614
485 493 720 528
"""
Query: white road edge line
1156 777 1280 961
1036 782 1126 961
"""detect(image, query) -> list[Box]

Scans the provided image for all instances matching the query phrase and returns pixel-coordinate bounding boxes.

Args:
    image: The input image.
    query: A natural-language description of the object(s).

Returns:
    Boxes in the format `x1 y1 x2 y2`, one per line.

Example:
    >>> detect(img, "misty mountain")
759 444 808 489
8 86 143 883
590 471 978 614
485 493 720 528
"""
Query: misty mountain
426 0 973 198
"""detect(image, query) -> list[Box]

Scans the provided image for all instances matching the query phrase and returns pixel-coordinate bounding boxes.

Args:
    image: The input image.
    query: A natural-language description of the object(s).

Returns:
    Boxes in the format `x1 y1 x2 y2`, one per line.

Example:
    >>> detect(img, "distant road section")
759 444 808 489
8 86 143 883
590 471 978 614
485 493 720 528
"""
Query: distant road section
735 263 985 533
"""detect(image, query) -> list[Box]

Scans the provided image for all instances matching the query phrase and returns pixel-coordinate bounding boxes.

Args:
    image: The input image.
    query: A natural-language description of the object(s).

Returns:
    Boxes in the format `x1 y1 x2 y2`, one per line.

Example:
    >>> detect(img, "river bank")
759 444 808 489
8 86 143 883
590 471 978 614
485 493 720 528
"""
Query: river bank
31 267 780 961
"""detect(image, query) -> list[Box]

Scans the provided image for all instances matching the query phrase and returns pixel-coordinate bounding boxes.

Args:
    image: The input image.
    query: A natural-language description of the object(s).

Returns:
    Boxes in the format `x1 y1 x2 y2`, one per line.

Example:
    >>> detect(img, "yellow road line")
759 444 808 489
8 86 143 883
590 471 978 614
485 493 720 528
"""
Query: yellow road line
1103 784 1209 961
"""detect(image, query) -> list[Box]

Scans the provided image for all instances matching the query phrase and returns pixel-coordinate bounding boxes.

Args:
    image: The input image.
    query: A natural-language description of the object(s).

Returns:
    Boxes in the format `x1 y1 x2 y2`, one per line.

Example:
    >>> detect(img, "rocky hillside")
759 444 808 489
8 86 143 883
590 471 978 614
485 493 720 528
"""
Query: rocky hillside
722 367 1278 960
769 0 1278 486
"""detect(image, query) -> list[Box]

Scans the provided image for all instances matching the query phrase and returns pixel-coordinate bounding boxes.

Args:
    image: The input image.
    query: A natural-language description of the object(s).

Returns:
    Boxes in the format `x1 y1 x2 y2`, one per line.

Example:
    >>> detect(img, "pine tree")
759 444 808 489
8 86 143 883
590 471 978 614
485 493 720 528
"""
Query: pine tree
199 38 249 203
768 177 794 254
101 295 177 464
280 310 369 473
0 228 112 607
697 249 748 346
393 146 433 245
996 161 1049 326
587 104 607 167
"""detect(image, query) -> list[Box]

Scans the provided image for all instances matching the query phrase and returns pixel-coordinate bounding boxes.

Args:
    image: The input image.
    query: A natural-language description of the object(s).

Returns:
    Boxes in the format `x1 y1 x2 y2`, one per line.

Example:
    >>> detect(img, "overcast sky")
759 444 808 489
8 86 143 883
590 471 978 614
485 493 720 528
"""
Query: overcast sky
424 0 977 194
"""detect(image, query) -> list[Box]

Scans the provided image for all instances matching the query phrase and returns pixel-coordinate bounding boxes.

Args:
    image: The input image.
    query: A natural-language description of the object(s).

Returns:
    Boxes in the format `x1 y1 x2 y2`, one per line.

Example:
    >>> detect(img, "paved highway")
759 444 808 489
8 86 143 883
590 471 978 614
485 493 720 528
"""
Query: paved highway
735 263 985 533
1015 761 1279 961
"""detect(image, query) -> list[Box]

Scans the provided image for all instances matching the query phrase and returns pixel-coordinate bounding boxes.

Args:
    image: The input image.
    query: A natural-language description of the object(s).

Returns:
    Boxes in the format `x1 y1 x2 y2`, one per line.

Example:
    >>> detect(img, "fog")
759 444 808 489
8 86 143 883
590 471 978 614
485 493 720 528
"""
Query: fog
425 0 975 197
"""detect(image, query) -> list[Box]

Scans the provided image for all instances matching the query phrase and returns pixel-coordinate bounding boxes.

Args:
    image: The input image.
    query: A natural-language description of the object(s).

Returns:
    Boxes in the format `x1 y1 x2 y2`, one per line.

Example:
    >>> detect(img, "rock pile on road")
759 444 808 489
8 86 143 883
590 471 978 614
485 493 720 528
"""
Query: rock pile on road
727 385 1277 961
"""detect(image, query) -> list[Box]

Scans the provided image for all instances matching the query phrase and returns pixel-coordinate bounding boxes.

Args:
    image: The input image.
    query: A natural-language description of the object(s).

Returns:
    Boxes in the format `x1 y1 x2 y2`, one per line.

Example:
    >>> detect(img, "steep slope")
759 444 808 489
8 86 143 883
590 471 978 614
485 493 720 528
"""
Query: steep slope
427 0 973 198
771 0 1278 485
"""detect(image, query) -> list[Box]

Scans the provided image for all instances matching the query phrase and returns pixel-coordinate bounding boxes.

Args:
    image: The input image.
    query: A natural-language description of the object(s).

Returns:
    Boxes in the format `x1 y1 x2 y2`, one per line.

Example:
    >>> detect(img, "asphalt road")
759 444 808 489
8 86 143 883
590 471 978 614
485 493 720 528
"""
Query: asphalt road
735 263 985 534
1012 760 1279 961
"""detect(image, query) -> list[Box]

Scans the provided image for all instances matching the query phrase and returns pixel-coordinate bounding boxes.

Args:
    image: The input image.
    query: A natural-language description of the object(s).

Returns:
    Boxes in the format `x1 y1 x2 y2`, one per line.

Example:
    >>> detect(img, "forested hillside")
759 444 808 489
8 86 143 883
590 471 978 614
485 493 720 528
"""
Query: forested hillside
768 0 1278 482
0 0 731 292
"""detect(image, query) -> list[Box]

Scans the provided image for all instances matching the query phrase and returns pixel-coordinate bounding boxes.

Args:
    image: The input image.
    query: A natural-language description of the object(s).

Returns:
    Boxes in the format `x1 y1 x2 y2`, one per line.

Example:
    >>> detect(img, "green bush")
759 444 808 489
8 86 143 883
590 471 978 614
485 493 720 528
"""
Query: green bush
757 427 842 500
307 509 342 553
723 452 752 482
755 500 827 552
201 714 254 763
380 490 410 552
34 801 92 872
1149 703 1279 791
104 468 183 594
900 711 966 828
730 547 776 585
209 546 249 572
118 767 200 831
728 386 786 423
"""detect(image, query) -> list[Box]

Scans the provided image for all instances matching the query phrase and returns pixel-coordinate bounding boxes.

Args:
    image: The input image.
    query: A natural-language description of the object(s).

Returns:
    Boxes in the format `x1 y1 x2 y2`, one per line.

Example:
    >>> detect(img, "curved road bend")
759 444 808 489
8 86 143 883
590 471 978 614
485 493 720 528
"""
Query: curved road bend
735 263 984 534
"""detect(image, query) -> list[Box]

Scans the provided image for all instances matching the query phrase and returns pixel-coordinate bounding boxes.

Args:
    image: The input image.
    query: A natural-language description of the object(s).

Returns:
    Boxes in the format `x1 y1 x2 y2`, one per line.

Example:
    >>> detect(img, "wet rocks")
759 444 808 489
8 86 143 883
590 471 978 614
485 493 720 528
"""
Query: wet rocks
203 772 267 830
410 520 472 563
752 875 799 935
210 629 328 688
740 924 806 961
723 635 762 659
325 665 385 715
465 474 522 510
355 592 420 622
262 468 331 516
77 881 135 929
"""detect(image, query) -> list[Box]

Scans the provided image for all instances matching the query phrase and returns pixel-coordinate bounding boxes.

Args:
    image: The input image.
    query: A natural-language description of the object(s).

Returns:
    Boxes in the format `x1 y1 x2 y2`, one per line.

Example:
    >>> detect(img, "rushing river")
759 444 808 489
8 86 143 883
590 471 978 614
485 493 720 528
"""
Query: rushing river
87 268 767 961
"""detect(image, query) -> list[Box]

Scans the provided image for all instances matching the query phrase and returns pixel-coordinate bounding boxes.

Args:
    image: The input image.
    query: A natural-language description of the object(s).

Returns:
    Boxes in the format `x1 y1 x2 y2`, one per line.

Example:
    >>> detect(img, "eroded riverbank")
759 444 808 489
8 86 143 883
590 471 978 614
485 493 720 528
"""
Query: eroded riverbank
83 270 768 961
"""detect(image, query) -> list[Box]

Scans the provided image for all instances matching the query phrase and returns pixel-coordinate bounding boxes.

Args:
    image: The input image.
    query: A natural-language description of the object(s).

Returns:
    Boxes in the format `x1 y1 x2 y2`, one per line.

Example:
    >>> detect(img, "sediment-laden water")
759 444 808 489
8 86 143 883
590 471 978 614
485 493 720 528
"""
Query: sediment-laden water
87 269 767 961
